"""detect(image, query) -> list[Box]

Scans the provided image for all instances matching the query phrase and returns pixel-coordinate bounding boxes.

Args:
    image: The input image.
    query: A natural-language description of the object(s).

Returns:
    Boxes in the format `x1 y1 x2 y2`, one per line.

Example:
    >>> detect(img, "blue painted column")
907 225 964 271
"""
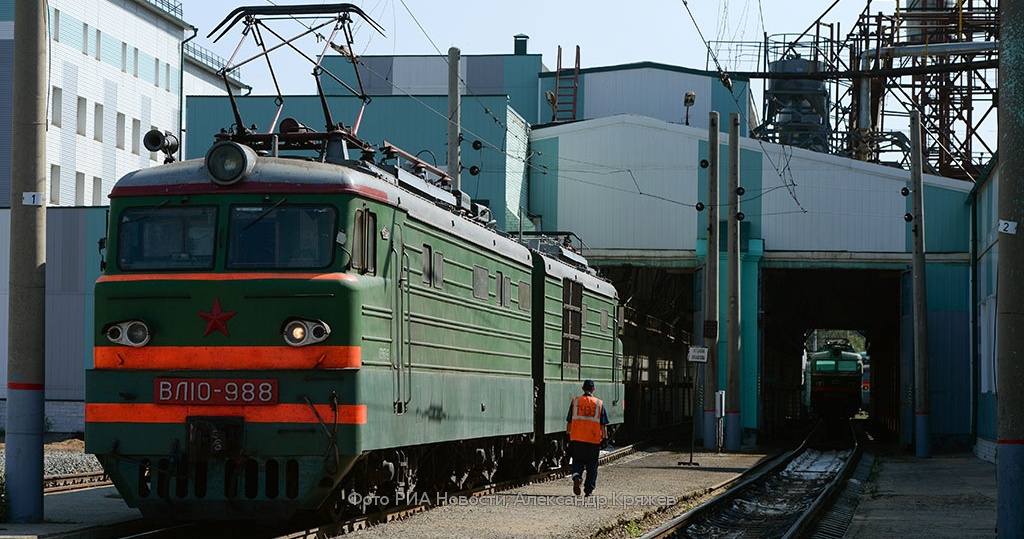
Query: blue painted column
998 1 1024 534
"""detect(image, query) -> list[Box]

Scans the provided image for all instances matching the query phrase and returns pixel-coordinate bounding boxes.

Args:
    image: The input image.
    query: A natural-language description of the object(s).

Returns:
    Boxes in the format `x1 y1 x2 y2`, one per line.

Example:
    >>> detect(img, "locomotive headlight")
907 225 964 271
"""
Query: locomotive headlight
283 318 331 347
105 320 151 347
205 142 256 185
125 321 151 346
285 321 306 345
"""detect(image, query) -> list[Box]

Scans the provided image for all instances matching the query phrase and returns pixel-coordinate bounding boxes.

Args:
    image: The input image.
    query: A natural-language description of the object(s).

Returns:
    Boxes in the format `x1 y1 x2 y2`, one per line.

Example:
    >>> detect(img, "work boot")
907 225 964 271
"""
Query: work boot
572 475 582 496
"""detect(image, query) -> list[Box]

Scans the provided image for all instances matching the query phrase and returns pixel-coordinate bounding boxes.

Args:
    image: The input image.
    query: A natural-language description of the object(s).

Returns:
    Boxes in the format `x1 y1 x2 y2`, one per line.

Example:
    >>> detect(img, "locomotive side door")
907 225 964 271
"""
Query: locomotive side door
390 224 412 414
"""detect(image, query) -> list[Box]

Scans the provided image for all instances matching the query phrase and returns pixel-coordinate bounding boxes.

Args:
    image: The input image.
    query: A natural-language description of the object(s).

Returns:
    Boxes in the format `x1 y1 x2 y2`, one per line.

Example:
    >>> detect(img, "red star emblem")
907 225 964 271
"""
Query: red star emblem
198 298 237 337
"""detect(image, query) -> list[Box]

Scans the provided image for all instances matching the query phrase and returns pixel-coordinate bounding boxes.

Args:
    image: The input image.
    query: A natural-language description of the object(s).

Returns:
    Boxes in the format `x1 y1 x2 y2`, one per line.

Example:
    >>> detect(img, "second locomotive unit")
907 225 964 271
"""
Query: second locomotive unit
85 4 623 521
804 339 864 419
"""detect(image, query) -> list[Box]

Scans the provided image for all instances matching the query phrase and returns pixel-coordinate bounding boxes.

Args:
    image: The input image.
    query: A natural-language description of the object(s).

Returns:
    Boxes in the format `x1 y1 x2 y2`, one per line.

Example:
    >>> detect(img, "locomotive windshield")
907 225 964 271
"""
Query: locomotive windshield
227 204 337 269
115 203 338 271
117 205 216 270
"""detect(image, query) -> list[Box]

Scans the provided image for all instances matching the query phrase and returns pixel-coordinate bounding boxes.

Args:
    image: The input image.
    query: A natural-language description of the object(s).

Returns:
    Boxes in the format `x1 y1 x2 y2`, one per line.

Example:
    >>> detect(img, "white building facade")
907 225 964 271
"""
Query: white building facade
0 0 244 431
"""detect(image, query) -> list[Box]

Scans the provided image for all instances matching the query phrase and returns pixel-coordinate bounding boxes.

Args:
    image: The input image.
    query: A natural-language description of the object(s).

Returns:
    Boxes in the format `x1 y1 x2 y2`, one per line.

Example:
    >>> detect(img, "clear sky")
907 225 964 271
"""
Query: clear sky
178 0 895 96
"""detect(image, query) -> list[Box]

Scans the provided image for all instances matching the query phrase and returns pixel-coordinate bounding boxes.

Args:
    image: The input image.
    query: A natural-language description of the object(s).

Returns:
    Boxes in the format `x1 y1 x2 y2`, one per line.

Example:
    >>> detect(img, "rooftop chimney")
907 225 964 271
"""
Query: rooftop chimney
514 34 529 55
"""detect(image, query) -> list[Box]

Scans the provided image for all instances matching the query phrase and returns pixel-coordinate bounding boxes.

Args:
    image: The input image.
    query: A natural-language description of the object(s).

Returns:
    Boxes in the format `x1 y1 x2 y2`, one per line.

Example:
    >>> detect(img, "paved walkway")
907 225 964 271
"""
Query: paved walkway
0 449 999 539
845 453 996 538
0 486 144 539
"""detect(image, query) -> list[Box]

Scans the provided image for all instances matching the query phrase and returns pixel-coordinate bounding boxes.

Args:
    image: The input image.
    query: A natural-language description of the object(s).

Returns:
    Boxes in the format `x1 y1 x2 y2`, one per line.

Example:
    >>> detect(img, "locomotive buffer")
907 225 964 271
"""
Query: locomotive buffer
679 347 708 466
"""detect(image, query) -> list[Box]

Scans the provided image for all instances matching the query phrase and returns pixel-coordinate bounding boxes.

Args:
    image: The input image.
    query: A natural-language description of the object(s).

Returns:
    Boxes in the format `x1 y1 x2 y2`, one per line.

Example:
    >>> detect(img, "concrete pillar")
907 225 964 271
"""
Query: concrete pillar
997 1 1024 533
703 112 720 450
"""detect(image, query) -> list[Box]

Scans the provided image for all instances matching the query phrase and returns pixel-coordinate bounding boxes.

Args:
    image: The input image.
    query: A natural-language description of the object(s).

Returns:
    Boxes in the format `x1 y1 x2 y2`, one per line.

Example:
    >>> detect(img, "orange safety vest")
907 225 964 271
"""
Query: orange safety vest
569 394 604 444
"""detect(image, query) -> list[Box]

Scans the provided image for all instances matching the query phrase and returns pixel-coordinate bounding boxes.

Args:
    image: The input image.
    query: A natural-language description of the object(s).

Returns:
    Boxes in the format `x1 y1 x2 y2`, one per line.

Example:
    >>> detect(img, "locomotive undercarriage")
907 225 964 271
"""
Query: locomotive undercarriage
320 432 569 521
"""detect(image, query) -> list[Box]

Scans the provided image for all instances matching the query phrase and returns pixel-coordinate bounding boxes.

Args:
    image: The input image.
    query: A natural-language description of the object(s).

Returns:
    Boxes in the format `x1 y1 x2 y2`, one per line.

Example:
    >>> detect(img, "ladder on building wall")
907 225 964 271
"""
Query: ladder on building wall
551 45 580 122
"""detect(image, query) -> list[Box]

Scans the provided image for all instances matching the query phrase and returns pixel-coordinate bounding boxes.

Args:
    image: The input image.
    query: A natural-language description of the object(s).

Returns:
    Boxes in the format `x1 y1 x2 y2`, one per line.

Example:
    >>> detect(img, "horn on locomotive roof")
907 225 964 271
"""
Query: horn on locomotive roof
143 130 179 164
207 4 385 143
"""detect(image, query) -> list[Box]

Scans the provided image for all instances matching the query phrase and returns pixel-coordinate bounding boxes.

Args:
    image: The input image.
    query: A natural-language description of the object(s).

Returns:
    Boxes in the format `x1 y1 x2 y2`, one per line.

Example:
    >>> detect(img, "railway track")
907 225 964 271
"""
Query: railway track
281 441 648 538
641 421 861 539
44 470 111 493
44 442 646 539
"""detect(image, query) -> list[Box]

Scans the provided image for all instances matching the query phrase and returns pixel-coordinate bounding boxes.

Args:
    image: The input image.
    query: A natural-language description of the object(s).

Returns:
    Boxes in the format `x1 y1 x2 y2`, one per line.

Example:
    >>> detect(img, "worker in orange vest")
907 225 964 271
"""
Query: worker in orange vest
566 379 609 496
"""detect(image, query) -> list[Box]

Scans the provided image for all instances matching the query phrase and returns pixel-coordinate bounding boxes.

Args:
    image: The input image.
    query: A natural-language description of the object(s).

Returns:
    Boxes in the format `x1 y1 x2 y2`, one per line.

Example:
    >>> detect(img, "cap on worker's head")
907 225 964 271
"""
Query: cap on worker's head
583 379 595 390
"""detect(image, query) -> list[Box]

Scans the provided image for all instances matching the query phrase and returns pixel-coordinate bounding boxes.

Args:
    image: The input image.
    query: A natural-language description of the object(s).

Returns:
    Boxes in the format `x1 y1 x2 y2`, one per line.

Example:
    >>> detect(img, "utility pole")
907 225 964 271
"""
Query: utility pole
908 111 930 458
997 1 1024 533
447 47 461 192
725 112 741 452
703 112 720 451
7 0 48 522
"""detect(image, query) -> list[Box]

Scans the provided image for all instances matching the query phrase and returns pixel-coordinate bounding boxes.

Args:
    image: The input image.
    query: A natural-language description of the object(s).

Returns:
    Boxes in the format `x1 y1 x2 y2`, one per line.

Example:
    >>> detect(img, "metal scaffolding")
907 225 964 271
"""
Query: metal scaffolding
719 0 998 182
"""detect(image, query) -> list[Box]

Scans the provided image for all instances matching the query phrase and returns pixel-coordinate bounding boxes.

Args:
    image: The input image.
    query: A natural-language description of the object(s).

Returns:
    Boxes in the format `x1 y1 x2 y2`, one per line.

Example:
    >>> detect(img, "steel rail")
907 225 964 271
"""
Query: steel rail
640 421 860 539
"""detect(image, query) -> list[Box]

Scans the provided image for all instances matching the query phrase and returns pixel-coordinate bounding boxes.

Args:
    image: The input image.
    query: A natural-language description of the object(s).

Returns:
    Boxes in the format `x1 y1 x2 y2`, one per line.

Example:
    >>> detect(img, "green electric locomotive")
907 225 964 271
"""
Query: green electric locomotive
84 4 623 521
804 339 864 419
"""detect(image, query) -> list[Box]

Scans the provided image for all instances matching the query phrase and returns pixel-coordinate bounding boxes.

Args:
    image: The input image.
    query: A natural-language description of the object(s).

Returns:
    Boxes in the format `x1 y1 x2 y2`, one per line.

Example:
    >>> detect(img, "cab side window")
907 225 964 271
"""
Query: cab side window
352 207 377 275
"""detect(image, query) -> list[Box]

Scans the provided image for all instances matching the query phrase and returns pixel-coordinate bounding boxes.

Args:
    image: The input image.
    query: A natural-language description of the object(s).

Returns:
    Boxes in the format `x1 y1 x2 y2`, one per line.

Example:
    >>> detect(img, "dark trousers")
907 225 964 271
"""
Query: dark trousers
570 440 601 494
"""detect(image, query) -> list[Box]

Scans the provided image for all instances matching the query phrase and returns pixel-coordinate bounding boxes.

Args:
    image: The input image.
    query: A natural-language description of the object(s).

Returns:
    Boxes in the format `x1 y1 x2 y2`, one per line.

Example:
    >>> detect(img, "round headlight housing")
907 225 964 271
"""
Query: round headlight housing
105 320 151 347
283 318 331 347
284 321 307 346
205 142 256 185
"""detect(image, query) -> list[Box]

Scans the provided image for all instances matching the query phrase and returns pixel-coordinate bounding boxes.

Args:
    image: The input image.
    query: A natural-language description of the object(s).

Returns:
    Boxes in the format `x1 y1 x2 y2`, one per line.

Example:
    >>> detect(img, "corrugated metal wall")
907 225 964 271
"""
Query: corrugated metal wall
0 207 106 401
973 164 998 454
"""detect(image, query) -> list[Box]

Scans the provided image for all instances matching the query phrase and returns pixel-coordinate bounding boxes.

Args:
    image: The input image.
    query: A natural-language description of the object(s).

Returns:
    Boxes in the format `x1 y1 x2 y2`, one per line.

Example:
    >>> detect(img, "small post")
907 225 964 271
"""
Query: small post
680 346 707 466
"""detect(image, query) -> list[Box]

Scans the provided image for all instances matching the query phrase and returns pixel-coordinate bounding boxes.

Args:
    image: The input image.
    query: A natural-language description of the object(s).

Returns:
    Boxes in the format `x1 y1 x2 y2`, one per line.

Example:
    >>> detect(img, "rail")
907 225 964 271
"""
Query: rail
43 471 111 493
641 420 861 538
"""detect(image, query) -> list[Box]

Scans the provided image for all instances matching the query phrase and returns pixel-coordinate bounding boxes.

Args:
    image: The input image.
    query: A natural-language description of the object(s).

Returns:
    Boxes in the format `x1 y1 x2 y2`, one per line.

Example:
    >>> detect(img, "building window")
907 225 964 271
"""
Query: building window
49 165 60 205
121 43 127 72
75 172 85 205
76 97 86 136
473 265 488 300
92 176 103 205
561 278 583 366
82 23 89 55
53 10 60 43
116 113 125 149
93 103 103 142
51 87 62 127
154 59 160 87
95 29 101 60
164 63 171 91
132 47 138 77
131 119 140 154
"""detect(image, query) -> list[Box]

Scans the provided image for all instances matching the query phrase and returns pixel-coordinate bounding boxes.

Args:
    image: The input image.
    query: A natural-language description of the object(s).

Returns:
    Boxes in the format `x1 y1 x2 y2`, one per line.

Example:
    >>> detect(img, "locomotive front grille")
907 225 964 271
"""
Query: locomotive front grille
137 457 301 500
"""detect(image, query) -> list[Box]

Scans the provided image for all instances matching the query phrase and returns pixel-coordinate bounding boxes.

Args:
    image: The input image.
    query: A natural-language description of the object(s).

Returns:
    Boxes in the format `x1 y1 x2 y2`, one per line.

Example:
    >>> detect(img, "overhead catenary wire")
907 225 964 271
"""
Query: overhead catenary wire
680 0 807 214
253 0 768 212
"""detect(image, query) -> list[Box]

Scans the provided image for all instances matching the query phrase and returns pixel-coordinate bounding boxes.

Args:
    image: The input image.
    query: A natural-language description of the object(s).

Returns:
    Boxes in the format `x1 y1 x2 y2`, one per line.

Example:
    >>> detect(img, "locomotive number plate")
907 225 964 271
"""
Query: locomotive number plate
155 378 278 405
